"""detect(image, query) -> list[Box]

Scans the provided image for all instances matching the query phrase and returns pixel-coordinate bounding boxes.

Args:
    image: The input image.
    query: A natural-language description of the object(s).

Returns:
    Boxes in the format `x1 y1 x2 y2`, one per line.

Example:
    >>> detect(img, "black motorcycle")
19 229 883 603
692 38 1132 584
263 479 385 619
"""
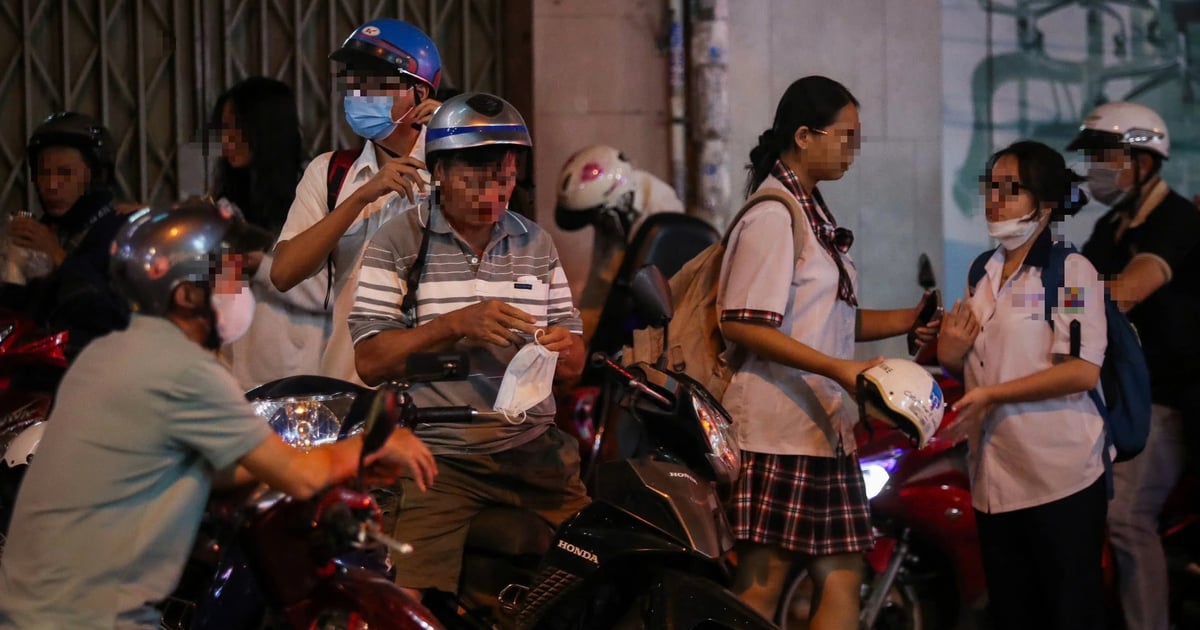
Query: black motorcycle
420 266 773 629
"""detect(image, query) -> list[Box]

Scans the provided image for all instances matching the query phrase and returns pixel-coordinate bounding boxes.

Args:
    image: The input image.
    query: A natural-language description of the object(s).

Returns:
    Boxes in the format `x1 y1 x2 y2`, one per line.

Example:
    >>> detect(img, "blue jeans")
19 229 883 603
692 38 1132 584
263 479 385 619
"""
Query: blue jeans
1108 404 1187 630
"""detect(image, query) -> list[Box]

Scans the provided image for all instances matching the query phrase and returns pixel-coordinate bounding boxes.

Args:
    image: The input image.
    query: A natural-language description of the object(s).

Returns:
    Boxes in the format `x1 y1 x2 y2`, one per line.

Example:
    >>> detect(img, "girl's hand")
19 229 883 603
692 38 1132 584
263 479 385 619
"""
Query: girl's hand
937 300 980 364
831 356 884 396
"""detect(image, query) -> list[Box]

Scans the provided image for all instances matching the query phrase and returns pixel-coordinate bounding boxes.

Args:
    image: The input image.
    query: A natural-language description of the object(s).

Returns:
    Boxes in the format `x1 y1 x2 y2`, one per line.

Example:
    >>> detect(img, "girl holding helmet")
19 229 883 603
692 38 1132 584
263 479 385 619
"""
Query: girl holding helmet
717 76 938 627
938 141 1106 630
270 18 443 385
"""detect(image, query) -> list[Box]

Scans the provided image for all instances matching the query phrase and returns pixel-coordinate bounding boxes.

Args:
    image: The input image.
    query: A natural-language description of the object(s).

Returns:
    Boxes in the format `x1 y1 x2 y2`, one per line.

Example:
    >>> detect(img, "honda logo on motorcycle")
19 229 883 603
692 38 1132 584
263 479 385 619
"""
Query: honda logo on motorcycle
556 540 599 564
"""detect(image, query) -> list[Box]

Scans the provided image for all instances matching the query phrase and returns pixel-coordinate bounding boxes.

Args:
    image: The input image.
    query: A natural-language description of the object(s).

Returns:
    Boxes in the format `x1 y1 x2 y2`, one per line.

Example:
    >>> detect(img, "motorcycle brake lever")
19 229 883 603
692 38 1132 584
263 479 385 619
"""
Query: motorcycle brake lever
365 522 414 556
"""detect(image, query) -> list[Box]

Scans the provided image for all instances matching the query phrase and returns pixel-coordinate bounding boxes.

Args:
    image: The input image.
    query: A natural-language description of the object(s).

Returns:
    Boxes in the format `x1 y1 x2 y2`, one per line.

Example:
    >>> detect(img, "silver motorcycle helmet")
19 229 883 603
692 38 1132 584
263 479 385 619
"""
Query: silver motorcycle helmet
109 198 269 316
425 92 532 159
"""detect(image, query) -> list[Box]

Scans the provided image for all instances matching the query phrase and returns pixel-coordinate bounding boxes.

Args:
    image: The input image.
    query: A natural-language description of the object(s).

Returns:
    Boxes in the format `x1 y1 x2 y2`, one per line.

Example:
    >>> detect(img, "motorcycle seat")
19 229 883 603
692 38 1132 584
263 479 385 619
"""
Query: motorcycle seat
465 506 554 556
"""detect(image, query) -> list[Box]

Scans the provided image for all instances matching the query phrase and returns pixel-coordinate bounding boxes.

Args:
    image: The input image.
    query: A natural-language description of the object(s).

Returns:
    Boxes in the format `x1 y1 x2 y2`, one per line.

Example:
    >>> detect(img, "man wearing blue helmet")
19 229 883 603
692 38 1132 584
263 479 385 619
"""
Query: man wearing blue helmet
271 18 442 385
348 93 590 600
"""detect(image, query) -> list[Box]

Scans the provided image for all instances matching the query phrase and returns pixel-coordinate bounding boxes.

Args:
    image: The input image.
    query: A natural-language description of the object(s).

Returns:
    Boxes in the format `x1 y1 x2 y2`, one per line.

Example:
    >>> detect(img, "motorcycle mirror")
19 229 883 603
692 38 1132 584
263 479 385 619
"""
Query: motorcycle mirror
630 265 673 326
360 386 401 461
917 253 937 290
405 352 470 383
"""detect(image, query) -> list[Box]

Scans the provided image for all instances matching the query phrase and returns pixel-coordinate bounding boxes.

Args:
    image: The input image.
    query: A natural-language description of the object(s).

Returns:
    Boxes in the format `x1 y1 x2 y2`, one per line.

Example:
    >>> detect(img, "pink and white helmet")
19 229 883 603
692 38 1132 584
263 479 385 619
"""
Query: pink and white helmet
556 145 638 226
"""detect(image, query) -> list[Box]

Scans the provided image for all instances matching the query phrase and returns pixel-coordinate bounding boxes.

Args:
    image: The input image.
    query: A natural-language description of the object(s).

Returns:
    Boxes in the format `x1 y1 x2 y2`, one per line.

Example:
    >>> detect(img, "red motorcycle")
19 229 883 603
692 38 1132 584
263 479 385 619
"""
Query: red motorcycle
160 375 446 630
771 365 983 630
0 307 68 556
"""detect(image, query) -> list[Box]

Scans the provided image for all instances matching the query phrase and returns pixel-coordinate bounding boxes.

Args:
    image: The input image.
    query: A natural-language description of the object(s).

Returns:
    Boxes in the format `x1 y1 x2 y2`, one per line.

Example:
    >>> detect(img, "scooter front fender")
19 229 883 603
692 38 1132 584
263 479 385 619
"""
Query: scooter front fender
286 567 445 630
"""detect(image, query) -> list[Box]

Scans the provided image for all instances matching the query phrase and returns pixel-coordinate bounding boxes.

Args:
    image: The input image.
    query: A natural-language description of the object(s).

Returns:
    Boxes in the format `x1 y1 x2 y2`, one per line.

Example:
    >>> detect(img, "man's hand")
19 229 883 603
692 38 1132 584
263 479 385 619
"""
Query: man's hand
355 156 429 205
444 299 536 347
9 216 65 267
364 428 438 492
536 326 576 353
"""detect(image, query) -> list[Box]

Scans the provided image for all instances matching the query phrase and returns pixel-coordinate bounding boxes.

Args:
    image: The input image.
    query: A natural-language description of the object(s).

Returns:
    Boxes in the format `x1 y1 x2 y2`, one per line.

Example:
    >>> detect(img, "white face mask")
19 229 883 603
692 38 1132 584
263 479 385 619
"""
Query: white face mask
986 210 1041 251
494 332 559 424
210 286 256 344
1087 166 1133 207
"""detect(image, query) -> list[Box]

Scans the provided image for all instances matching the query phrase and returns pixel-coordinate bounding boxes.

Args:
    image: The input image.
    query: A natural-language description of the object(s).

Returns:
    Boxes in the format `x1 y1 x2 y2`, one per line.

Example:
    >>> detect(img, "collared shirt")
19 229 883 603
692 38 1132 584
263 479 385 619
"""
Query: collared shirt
348 205 581 455
0 316 272 629
717 175 859 457
277 132 426 384
963 229 1108 513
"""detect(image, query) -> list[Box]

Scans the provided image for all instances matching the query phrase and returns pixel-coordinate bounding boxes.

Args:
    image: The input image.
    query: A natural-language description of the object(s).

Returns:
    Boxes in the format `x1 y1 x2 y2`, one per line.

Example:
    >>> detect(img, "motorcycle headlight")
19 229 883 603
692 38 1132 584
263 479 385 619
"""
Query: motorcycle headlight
859 451 901 500
252 393 358 452
690 390 741 486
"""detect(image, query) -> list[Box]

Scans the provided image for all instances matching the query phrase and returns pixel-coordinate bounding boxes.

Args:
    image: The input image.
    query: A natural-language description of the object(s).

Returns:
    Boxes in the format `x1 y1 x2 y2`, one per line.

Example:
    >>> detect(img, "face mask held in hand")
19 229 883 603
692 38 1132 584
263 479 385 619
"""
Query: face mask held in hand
494 330 559 425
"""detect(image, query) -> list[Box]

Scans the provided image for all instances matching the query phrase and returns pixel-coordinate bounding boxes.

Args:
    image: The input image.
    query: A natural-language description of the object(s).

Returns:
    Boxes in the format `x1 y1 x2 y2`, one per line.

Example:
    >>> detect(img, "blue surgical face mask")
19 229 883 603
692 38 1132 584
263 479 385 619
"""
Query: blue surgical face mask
344 95 413 141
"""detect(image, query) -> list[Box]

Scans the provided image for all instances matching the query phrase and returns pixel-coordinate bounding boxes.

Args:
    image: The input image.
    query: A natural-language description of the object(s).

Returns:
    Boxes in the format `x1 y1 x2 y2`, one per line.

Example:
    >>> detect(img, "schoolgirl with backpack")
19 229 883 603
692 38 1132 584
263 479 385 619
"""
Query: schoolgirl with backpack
716 76 940 627
937 140 1149 630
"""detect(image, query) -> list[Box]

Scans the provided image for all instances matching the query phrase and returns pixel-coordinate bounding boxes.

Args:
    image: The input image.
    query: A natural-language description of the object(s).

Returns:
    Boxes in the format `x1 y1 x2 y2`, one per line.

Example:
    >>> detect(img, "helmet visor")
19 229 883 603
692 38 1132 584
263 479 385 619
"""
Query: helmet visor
1066 128 1125 153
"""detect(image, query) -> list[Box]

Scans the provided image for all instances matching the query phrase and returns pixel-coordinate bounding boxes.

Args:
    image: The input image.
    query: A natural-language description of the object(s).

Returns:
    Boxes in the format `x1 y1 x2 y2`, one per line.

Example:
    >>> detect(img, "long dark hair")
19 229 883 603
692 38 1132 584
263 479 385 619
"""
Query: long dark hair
210 77 304 235
987 141 1088 220
745 76 859 198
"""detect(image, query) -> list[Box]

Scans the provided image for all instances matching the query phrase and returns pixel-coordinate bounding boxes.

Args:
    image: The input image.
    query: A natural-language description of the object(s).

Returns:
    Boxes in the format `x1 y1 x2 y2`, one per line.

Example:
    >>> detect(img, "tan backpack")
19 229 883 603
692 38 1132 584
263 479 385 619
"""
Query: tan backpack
627 188 807 400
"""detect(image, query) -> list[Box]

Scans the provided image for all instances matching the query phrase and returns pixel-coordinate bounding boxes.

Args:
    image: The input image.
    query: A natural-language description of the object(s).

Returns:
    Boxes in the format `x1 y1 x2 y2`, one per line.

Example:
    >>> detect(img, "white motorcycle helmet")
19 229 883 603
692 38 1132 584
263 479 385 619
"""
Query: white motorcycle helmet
857 359 945 448
1067 101 1170 159
555 145 639 234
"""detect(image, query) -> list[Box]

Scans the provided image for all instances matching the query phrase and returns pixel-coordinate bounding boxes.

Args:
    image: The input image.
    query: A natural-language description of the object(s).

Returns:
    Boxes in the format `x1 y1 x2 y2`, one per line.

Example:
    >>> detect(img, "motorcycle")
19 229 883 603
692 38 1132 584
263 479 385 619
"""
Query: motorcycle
772 367 980 630
0 307 69 557
555 212 718 476
414 266 773 629
159 370 450 630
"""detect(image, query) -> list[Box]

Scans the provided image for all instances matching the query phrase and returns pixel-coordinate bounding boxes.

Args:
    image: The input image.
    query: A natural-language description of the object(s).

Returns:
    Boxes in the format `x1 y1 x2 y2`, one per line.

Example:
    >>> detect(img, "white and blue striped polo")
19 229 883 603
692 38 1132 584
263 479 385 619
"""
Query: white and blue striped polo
349 205 581 454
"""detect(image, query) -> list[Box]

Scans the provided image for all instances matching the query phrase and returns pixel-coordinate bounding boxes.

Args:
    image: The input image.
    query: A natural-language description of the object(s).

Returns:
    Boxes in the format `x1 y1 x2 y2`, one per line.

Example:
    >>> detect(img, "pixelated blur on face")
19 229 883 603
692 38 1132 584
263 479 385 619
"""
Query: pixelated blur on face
211 252 249 295
439 152 519 226
808 104 861 181
35 146 92 217
220 101 252 168
1085 147 1136 189
982 154 1034 222
338 71 421 121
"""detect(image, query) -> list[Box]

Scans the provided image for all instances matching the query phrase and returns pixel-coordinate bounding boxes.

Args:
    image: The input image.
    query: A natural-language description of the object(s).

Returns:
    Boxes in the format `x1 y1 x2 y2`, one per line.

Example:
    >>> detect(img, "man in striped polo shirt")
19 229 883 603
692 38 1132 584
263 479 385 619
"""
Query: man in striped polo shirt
348 93 589 598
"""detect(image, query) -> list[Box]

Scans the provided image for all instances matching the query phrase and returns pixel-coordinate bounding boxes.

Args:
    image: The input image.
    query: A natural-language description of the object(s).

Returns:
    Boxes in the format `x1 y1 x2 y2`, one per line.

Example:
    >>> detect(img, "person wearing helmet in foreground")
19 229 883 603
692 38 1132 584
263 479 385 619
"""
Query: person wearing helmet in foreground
0 200 435 629
349 93 590 599
554 145 684 342
270 18 443 385
938 141 1106 630
0 112 132 355
1069 102 1200 630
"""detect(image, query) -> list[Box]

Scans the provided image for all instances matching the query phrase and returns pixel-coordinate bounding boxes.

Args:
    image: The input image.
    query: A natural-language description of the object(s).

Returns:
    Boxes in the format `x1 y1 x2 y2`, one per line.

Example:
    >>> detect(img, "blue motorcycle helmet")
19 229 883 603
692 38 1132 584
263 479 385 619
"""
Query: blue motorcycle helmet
330 18 442 91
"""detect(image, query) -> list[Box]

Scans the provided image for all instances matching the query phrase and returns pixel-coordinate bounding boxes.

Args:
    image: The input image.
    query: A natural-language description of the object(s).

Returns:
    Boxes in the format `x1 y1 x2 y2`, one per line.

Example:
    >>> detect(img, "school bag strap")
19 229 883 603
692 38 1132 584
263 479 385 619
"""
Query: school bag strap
626 187 810 404
318 148 361 310
970 238 1150 498
722 188 808 263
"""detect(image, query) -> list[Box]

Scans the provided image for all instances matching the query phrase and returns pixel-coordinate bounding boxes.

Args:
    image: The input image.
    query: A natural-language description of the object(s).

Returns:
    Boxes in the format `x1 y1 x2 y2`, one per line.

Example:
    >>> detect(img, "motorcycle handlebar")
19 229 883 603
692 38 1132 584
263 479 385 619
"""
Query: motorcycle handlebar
409 406 478 424
589 352 673 408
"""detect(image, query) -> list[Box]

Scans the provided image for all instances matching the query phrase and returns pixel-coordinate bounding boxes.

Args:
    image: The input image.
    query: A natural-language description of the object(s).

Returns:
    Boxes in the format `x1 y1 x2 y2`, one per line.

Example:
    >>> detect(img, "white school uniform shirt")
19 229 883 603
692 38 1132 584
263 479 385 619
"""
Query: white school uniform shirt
276 132 425 385
717 175 859 457
962 232 1108 513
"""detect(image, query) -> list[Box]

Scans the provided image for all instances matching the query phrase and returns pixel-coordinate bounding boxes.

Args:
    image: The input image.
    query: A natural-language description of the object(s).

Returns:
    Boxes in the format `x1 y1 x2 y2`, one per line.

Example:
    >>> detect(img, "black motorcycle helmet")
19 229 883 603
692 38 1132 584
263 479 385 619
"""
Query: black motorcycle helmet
26 112 116 190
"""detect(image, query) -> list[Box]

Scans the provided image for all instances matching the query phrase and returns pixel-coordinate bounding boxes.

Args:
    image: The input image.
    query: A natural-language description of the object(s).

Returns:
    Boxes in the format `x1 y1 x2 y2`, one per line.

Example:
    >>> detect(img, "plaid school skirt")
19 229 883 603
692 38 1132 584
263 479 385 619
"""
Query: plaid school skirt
731 450 874 556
